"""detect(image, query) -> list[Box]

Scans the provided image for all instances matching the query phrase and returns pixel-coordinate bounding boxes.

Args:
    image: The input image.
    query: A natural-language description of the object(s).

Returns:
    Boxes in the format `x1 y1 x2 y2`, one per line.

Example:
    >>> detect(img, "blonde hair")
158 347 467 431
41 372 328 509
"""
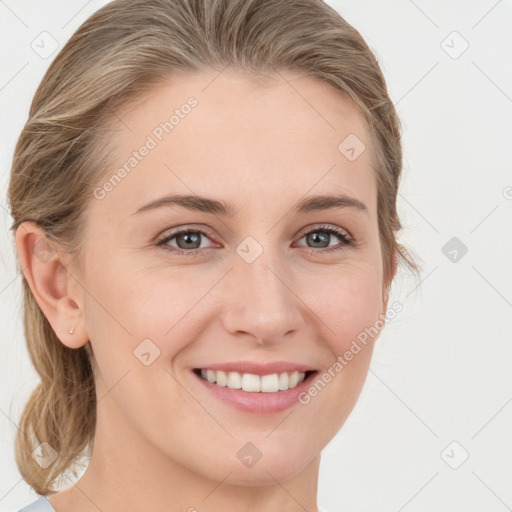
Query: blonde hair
8 0 420 495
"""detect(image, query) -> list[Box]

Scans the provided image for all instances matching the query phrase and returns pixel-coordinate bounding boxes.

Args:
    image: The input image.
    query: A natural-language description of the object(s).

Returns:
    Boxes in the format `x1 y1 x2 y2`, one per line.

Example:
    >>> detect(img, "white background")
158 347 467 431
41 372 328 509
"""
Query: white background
1 1 511 511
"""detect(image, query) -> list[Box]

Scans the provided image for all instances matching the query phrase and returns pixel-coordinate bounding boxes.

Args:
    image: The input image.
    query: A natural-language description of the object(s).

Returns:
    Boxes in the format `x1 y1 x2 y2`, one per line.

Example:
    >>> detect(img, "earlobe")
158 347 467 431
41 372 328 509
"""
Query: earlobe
14 221 87 349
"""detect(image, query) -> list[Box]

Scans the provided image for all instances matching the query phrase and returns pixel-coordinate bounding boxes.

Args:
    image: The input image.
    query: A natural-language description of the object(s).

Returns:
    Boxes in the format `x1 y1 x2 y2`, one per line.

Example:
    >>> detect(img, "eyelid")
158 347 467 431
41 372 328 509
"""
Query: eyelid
155 224 217 244
294 223 356 253
157 223 352 242
296 223 352 240
156 222 356 254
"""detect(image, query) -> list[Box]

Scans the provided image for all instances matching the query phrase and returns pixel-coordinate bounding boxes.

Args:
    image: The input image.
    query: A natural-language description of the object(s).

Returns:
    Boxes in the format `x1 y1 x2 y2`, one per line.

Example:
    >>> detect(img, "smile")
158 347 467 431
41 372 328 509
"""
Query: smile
194 368 316 393
191 367 319 414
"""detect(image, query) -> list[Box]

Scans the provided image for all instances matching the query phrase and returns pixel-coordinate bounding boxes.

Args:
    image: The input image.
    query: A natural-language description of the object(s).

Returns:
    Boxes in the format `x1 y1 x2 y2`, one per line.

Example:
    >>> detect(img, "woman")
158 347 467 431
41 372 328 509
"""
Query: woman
9 0 419 510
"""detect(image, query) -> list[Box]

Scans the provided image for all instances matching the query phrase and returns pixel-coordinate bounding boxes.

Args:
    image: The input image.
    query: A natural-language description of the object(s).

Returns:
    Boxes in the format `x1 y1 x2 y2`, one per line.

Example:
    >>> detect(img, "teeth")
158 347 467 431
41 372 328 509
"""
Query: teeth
216 370 227 387
227 371 242 389
278 372 289 391
242 373 260 392
261 374 279 392
289 371 299 388
198 369 307 392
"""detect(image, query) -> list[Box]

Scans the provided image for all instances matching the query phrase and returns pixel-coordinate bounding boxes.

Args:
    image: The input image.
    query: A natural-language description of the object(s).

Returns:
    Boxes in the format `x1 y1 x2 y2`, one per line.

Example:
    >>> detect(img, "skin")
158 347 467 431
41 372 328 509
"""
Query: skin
16 69 397 512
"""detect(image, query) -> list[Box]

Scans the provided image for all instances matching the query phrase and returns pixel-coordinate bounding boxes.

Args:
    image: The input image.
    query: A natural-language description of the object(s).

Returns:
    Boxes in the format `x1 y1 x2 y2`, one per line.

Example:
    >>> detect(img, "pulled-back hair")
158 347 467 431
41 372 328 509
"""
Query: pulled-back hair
8 0 419 494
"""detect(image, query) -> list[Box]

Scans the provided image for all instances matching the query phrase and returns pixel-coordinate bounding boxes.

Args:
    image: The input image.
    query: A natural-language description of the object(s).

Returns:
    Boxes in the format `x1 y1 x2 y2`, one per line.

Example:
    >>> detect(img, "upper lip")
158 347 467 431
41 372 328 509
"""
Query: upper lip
194 361 317 376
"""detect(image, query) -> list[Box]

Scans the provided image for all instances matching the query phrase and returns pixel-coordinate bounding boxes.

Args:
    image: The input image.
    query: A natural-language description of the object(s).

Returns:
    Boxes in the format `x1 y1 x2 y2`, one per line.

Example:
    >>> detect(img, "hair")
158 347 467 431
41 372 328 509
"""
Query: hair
8 0 420 495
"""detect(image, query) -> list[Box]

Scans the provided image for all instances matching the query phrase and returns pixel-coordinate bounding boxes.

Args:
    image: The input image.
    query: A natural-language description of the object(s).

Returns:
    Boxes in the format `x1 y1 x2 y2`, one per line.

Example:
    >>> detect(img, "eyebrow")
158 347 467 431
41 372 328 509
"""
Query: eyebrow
132 193 368 217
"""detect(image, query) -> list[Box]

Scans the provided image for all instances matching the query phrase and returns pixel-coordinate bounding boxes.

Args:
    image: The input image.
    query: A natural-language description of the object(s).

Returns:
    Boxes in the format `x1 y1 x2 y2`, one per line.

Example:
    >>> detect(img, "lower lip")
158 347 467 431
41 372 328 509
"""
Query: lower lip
191 370 318 414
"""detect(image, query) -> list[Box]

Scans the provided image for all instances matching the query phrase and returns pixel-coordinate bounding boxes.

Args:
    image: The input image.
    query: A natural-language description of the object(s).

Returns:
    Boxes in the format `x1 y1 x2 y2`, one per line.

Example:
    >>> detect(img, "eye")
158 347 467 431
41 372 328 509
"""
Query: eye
295 224 354 253
156 227 216 256
156 223 355 257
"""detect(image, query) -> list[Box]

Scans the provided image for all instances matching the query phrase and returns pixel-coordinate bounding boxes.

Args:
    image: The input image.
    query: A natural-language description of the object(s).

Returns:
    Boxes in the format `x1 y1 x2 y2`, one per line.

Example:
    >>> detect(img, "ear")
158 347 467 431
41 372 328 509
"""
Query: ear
14 221 88 349
382 250 398 312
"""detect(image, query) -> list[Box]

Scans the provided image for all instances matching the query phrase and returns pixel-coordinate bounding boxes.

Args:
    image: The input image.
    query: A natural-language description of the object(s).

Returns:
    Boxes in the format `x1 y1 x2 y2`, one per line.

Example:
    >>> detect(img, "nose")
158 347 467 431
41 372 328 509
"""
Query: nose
220 250 305 345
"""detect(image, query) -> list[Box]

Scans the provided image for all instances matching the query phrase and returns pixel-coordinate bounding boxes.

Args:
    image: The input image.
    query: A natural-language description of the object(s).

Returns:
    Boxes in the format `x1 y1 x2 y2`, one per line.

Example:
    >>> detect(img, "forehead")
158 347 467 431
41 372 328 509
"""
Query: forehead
92 69 377 221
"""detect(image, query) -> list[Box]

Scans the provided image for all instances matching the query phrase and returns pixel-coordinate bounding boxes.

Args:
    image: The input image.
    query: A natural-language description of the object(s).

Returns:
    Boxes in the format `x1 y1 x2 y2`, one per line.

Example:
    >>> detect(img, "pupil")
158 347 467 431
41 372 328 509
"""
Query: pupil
178 232 200 249
308 231 328 248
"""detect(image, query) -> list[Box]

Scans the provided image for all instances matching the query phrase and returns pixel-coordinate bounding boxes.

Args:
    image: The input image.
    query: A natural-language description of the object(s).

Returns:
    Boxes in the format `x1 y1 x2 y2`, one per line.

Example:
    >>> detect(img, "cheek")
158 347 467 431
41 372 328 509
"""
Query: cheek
82 273 189 434
82 262 203 397
295 274 382 438
307 268 384 353
84 256 184 335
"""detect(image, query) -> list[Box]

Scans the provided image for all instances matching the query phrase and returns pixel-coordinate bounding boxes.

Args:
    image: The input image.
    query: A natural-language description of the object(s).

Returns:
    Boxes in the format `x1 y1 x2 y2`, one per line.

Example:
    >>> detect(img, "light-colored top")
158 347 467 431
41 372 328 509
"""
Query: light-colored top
18 495 332 512
17 496 56 512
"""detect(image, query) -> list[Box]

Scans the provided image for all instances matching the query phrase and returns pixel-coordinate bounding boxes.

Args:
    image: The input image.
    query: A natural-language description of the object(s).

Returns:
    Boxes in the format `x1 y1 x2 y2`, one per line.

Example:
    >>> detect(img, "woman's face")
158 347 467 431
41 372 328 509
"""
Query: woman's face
73 69 392 484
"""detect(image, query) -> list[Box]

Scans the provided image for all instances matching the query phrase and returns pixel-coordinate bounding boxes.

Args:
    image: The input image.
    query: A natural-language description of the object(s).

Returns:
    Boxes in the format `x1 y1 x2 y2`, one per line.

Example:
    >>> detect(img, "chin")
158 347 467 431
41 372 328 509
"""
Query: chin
219 463 310 487
201 442 315 486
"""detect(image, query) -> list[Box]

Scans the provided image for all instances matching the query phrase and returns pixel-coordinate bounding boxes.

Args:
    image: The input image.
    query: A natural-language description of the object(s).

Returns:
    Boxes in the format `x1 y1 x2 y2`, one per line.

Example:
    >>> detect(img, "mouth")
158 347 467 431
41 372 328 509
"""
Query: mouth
191 367 319 414
193 368 318 393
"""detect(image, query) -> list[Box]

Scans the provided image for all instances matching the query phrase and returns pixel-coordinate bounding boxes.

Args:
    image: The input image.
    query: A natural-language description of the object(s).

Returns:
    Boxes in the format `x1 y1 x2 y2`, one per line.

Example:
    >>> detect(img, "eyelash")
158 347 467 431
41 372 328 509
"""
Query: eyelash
155 224 356 257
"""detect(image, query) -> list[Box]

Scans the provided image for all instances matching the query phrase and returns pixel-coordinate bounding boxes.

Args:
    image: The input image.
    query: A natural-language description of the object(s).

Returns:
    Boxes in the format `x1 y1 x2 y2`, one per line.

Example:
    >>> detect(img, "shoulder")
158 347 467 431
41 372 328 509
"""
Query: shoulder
17 496 56 512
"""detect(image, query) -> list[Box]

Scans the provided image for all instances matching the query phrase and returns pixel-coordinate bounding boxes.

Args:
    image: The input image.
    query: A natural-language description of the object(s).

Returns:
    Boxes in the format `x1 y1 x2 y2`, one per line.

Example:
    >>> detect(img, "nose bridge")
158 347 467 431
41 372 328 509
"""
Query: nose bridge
222 239 303 341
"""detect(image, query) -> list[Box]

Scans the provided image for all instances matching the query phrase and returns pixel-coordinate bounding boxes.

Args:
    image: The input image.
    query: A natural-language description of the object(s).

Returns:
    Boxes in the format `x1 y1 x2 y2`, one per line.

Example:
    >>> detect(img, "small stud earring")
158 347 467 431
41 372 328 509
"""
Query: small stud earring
68 326 75 334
